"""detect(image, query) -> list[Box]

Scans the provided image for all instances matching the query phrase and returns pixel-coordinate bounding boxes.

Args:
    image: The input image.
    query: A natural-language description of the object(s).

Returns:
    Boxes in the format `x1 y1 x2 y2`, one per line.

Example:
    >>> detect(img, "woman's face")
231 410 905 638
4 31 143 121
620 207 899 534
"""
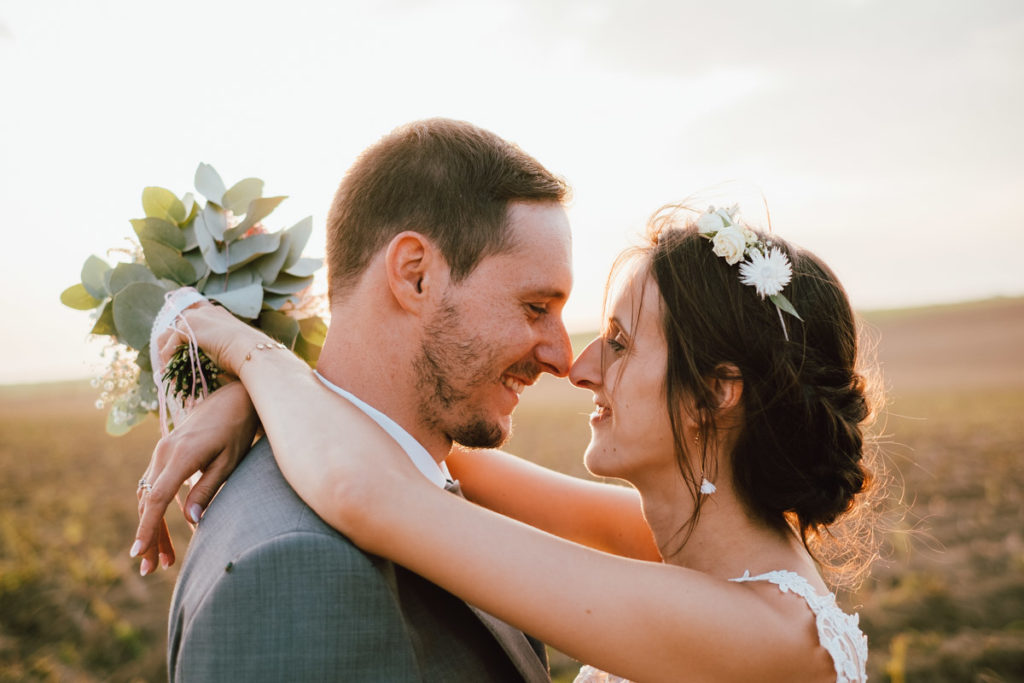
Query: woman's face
569 263 680 482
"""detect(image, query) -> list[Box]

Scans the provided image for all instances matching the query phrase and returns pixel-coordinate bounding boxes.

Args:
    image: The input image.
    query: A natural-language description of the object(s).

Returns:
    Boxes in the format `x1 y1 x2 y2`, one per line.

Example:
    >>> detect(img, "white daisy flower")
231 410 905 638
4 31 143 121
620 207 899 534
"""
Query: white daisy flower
738 247 792 298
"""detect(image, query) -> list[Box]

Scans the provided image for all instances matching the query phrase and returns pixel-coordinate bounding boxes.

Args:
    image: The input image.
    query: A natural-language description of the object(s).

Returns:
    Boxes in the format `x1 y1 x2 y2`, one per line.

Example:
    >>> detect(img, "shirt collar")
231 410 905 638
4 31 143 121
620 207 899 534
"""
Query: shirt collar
314 371 451 488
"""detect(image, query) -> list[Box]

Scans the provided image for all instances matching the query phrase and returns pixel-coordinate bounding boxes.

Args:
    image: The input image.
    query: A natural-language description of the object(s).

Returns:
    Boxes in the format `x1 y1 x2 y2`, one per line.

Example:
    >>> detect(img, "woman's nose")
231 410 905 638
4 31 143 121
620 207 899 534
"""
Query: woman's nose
569 337 603 389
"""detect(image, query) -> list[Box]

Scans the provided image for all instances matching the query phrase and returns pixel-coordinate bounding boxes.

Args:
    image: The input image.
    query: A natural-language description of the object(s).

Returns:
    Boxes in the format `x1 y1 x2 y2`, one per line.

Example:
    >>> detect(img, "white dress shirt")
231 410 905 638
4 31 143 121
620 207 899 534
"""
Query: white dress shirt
314 371 452 488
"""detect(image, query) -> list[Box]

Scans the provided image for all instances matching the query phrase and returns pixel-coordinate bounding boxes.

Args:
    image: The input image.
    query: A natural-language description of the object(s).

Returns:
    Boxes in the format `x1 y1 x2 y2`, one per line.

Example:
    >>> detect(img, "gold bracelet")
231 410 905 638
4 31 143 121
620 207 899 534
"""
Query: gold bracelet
239 340 288 369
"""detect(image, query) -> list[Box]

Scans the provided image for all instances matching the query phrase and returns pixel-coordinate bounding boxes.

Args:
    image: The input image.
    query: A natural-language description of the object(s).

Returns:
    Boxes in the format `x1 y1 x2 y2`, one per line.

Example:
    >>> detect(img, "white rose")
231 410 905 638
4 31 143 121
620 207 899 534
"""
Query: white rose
696 210 725 234
712 226 747 265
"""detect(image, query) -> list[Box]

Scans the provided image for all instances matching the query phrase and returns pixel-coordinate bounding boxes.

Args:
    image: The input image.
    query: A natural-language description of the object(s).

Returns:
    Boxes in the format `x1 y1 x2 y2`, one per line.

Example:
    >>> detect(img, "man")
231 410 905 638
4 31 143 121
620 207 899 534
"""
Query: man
146 119 574 681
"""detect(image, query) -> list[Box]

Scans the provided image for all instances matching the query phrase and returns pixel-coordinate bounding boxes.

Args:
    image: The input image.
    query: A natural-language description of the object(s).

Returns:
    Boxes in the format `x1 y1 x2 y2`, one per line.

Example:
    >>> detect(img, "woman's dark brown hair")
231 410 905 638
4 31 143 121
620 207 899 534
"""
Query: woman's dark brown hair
628 204 882 585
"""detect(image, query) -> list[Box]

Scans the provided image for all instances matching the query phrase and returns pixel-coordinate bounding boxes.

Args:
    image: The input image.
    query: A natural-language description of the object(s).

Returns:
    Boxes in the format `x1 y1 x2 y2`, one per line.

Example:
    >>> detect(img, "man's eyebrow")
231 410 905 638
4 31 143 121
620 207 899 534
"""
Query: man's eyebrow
524 288 568 301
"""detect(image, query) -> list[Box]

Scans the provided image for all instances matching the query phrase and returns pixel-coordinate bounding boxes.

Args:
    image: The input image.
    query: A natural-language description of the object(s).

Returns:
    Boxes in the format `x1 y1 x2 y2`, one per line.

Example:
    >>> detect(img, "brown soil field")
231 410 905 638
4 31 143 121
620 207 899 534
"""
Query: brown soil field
2 297 1022 681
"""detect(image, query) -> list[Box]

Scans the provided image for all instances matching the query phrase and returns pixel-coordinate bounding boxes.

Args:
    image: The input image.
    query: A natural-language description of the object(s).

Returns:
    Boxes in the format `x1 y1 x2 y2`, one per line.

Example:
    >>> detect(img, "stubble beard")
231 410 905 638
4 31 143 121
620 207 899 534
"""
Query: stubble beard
414 301 508 449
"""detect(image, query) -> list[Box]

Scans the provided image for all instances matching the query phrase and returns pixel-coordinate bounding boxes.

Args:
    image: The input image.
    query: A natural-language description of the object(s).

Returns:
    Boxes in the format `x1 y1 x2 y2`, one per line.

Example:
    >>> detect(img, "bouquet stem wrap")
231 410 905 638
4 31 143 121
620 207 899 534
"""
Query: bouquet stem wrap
150 287 209 436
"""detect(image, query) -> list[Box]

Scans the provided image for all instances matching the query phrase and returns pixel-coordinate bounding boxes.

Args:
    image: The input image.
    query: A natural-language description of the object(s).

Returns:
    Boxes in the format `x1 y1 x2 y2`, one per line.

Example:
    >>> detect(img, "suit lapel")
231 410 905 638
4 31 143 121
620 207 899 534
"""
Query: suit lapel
445 480 550 683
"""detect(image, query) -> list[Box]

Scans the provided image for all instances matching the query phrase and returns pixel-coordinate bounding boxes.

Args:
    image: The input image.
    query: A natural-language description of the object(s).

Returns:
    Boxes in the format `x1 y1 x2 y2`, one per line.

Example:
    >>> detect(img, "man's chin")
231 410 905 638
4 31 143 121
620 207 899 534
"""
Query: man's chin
450 417 509 449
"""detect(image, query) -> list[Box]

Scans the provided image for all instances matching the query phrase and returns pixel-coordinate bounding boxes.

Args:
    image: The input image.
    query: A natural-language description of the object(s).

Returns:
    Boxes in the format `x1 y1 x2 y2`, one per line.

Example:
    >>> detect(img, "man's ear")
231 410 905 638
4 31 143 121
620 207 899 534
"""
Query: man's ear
385 231 446 314
710 363 743 412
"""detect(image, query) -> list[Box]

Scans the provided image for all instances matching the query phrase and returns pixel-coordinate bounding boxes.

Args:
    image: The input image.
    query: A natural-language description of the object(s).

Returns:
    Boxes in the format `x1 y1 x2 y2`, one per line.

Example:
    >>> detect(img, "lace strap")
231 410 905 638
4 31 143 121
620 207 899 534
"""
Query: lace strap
730 570 868 683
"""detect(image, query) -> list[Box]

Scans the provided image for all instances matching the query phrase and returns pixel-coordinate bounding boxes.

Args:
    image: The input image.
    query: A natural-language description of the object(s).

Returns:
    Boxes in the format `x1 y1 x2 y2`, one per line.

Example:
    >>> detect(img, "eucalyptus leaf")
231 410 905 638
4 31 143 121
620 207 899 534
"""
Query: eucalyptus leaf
262 293 299 310
223 196 287 242
257 310 300 348
199 202 228 242
298 315 328 346
769 293 802 320
194 163 226 205
90 301 116 335
183 250 210 283
202 265 261 295
222 178 264 215
81 255 111 300
294 315 327 366
131 217 186 250
253 236 291 284
194 207 228 273
108 263 158 296
112 282 167 350
283 256 322 278
195 271 210 292
61 283 102 310
142 186 186 223
140 239 197 284
264 273 314 295
138 369 156 402
225 232 281 270
293 337 321 367
181 222 199 251
207 281 263 319
283 216 313 269
137 345 153 372
181 192 198 226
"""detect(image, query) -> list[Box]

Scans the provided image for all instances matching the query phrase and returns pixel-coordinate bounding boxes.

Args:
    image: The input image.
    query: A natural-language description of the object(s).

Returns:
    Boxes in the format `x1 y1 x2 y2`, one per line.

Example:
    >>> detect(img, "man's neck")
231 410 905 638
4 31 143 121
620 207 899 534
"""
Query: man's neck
316 310 454 465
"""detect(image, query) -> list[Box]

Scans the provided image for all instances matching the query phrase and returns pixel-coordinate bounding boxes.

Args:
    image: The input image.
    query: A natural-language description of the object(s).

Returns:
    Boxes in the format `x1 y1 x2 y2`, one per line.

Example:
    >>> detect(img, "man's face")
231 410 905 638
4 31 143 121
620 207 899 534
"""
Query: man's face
414 201 573 448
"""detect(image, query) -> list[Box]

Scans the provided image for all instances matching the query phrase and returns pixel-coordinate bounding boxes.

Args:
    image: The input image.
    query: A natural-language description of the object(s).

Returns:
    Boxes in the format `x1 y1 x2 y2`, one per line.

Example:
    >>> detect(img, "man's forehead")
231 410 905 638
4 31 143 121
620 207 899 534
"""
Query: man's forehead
505 201 572 242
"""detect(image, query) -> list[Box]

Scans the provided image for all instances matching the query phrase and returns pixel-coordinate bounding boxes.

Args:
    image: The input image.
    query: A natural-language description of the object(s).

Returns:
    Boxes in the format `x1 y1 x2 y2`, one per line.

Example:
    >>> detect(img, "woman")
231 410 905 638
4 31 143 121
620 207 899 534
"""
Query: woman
135 204 878 682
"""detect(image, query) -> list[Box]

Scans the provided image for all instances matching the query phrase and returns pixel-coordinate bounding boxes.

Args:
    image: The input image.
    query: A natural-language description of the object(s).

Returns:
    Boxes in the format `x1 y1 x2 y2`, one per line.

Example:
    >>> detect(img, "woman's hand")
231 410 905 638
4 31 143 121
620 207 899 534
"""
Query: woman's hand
131 298 269 575
155 300 266 379
131 381 260 575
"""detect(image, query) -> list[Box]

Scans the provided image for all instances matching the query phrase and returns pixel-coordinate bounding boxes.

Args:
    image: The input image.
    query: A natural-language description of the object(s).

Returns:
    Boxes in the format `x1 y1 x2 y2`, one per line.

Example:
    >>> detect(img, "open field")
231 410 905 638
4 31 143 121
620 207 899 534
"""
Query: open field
2 297 1023 681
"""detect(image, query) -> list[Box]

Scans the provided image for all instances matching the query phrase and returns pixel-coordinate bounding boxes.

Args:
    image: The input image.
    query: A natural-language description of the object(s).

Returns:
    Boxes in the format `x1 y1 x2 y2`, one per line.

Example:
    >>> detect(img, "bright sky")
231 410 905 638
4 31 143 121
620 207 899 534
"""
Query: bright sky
1 0 1021 384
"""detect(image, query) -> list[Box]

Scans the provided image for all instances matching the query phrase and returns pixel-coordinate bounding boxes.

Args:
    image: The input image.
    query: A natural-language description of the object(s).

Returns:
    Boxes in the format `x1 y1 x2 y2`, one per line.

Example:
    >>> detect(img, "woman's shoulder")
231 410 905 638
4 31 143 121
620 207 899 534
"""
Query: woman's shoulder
730 569 868 683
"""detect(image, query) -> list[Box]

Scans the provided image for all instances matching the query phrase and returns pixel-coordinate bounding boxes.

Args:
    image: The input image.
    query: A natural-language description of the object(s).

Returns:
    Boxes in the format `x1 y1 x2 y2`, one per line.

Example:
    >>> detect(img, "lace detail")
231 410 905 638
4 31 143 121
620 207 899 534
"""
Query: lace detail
573 665 630 683
730 570 868 683
573 569 867 683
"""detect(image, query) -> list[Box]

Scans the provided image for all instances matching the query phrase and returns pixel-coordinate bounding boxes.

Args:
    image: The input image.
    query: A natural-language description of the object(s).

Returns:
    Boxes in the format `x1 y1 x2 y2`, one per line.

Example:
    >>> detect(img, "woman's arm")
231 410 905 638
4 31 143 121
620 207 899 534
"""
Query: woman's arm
236 350 811 682
134 304 819 682
446 447 660 561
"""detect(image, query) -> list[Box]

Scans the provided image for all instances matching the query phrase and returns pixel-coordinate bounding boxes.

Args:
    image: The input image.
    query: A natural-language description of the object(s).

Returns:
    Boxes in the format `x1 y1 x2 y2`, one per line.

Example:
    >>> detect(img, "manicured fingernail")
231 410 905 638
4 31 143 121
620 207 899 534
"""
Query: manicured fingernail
130 540 142 558
188 503 203 524
140 558 152 576
159 553 171 569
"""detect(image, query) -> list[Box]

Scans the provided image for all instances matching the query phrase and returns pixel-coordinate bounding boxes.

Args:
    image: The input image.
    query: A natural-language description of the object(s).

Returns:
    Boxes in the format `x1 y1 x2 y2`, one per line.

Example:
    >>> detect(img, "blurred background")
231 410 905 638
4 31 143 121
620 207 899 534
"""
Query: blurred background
1 0 1022 680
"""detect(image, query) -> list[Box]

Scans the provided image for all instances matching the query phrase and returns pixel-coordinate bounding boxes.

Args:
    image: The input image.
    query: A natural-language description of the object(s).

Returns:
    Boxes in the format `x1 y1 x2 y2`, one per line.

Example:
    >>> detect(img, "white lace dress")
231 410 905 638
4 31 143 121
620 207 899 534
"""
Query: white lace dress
573 570 868 683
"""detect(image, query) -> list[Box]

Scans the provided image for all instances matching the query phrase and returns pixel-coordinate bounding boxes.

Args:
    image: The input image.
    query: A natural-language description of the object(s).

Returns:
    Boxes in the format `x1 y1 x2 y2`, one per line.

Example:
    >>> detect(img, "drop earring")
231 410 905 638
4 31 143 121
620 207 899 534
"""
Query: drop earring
695 431 716 495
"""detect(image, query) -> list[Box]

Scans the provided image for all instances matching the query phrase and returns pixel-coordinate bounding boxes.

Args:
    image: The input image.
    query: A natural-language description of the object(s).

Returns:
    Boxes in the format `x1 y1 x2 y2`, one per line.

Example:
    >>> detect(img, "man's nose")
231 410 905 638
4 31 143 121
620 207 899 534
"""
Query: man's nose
535 316 573 377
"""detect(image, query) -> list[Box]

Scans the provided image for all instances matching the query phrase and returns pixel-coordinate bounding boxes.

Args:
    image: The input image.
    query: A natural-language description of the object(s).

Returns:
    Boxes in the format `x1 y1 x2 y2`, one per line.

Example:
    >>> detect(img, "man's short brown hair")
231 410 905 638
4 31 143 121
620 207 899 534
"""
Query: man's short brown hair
325 118 570 300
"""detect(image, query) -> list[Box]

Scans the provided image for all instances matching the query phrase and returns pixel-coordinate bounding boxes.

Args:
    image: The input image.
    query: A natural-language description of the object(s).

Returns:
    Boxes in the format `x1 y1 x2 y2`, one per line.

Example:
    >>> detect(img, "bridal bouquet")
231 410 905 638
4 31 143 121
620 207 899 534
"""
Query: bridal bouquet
61 164 327 435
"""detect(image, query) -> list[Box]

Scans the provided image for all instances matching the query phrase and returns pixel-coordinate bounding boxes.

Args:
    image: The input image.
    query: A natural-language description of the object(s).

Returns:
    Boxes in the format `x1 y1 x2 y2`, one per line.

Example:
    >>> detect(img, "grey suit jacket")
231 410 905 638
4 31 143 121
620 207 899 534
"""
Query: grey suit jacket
167 438 549 682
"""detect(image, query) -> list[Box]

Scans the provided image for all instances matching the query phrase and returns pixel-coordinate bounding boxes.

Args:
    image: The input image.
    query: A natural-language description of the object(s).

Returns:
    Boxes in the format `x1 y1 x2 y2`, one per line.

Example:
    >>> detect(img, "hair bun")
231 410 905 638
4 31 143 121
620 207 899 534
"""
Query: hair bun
790 372 871 527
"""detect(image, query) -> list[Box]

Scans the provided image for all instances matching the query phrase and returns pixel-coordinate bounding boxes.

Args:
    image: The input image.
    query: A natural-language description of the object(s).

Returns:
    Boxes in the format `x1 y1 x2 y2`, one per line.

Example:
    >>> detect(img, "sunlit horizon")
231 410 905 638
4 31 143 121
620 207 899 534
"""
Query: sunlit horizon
2 0 1022 384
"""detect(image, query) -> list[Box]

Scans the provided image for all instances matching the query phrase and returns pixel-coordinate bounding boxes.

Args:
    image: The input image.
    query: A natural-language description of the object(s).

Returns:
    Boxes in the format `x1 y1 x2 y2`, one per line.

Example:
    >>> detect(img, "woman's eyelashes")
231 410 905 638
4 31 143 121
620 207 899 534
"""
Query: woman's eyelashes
605 329 629 353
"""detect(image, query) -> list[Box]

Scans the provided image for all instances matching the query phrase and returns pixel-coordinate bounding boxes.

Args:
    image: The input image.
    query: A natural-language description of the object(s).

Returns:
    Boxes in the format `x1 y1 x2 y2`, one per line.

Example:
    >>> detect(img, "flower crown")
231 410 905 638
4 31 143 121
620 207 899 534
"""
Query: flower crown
695 205 801 337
